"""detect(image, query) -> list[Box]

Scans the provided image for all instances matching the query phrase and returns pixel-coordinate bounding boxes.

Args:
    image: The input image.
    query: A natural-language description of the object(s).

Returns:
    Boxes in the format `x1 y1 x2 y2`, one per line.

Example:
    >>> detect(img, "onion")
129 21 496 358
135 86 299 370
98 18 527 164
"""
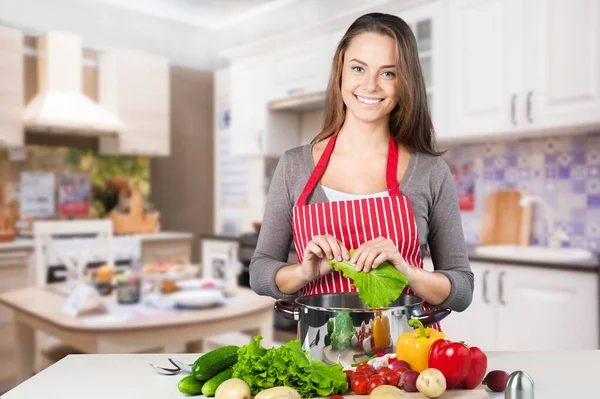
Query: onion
389 360 411 371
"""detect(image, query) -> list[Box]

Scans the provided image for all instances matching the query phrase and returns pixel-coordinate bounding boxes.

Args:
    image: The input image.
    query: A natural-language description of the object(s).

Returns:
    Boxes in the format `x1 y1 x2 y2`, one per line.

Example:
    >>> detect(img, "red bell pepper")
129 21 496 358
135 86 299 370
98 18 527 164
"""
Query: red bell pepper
461 346 488 389
428 339 472 389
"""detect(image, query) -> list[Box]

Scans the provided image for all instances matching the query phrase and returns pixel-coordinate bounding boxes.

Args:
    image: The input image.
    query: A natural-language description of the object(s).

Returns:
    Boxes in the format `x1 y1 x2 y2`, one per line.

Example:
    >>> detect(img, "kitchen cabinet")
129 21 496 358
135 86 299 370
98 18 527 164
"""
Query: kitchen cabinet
0 26 24 147
229 56 299 157
99 50 171 156
447 0 600 140
434 258 599 351
266 37 331 102
397 0 448 138
0 249 32 393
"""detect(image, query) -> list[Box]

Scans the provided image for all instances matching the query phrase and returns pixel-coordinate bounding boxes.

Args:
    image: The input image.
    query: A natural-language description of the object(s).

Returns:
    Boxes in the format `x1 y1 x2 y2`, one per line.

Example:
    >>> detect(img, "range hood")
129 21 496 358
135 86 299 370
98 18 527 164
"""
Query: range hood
23 31 124 136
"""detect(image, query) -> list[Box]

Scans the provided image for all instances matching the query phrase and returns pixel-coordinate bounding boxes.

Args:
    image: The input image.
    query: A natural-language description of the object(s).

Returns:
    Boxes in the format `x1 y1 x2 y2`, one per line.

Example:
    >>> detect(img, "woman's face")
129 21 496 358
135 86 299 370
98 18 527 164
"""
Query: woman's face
341 32 399 124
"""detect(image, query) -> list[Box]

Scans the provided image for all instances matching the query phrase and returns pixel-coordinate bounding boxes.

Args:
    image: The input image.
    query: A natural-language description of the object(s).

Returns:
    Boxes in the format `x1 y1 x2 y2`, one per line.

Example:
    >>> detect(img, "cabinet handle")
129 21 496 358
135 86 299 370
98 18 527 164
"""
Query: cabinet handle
510 94 518 125
526 91 534 123
482 269 490 304
498 271 506 305
287 88 304 96
257 131 263 152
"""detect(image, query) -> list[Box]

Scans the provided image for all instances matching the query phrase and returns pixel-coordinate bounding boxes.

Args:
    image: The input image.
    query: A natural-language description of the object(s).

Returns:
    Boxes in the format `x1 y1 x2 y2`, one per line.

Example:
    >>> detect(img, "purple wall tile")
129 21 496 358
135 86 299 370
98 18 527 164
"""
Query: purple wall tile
443 132 600 251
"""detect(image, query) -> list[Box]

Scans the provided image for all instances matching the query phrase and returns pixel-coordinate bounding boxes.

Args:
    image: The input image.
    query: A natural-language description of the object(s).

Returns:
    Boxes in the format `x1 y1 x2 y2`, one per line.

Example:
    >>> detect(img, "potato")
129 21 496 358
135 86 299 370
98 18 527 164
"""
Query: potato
369 384 406 399
254 387 301 399
416 368 446 398
215 378 251 399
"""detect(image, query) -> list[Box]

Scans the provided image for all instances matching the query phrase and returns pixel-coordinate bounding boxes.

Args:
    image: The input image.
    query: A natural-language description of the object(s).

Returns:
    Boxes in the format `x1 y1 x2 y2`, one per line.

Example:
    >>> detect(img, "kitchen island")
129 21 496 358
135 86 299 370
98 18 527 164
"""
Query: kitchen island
2 350 597 398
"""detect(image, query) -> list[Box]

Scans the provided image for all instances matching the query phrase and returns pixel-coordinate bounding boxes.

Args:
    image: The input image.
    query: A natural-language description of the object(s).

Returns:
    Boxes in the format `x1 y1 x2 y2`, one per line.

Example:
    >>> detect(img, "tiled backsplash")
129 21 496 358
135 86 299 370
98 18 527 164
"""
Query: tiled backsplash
442 132 600 251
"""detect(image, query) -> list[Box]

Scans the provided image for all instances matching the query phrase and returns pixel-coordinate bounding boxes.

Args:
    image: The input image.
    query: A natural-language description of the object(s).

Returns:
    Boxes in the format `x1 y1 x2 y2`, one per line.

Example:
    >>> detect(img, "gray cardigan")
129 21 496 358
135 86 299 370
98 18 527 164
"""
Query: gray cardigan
249 144 474 312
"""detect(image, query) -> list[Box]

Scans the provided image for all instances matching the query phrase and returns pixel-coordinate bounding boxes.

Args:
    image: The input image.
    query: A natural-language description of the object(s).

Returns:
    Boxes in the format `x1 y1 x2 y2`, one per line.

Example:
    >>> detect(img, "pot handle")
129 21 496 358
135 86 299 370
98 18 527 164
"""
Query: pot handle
274 300 299 321
414 308 451 327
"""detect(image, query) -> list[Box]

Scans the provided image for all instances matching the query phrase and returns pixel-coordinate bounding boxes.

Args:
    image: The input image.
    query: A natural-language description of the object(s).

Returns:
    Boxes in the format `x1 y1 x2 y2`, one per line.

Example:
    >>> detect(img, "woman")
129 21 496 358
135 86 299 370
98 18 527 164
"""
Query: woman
249 12 474 327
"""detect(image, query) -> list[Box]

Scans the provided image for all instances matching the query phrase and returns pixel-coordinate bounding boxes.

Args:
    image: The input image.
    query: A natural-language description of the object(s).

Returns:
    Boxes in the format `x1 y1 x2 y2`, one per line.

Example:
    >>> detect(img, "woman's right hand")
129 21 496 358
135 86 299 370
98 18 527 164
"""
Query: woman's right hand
300 234 350 283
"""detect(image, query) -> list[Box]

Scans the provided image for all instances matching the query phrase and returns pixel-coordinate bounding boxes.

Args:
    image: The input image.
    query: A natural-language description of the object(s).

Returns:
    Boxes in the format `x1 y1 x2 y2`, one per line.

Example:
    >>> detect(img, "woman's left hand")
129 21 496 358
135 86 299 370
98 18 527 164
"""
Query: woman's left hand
350 236 412 276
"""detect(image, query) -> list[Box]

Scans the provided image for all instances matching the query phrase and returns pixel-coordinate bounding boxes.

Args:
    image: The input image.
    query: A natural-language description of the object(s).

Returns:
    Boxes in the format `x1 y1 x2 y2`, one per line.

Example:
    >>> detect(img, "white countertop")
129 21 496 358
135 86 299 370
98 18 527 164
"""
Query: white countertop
2 350 598 398
0 231 194 252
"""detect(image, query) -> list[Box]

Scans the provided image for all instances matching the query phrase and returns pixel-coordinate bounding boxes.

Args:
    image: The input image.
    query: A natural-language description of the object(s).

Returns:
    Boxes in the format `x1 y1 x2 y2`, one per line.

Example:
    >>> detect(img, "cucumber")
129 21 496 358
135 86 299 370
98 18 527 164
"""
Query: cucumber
192 345 239 381
200 367 234 397
177 375 204 396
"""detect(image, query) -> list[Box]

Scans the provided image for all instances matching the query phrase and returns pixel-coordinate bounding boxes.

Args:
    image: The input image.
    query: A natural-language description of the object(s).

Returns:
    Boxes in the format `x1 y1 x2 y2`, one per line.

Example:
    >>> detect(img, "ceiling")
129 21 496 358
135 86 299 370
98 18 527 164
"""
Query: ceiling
0 0 404 70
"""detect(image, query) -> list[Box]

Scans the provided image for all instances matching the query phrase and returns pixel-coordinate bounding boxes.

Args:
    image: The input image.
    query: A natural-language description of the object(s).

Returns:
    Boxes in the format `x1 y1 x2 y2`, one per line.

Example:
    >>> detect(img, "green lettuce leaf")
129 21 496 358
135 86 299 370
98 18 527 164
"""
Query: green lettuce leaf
328 249 408 308
232 336 348 397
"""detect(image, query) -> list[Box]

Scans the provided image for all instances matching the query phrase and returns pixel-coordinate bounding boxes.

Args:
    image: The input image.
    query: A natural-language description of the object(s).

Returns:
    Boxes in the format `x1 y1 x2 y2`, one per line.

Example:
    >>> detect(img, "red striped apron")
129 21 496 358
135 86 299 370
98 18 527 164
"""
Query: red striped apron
292 132 441 331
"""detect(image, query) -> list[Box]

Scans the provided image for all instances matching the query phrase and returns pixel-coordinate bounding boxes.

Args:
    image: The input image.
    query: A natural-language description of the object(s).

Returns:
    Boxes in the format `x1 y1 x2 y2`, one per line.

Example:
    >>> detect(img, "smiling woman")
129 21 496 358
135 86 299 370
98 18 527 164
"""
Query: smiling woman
250 13 474 327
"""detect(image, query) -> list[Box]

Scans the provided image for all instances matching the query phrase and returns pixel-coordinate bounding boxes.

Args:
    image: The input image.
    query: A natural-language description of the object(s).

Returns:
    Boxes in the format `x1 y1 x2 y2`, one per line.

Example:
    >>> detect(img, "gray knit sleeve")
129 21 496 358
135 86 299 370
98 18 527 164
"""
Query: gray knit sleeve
426 158 474 312
249 151 299 300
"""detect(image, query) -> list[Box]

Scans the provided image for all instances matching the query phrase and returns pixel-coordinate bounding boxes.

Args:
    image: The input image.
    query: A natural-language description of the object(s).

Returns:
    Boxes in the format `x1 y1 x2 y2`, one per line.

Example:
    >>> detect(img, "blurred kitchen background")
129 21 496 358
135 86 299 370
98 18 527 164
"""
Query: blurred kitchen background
0 0 599 394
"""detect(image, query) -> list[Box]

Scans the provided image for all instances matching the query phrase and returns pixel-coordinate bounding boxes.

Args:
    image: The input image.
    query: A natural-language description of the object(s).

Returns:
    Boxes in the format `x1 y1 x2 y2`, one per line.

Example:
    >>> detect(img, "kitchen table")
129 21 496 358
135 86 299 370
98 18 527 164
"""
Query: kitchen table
0 286 274 386
2 350 598 398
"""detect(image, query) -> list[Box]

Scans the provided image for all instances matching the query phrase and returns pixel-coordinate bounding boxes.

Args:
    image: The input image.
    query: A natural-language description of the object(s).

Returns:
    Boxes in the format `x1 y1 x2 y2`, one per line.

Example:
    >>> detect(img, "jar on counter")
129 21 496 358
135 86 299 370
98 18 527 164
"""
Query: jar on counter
116 260 142 305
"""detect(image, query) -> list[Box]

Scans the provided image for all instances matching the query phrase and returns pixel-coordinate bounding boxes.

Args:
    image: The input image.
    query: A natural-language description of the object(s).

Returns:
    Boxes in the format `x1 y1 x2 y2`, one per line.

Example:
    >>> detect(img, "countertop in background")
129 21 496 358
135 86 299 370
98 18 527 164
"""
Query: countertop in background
0 231 195 251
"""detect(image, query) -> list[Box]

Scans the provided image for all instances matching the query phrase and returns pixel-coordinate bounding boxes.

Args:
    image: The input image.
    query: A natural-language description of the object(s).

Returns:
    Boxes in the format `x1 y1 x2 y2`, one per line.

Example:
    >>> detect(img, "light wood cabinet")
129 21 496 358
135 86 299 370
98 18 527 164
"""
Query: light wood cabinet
433 258 599 351
0 26 24 147
0 249 32 393
141 238 193 265
447 0 600 141
98 50 171 156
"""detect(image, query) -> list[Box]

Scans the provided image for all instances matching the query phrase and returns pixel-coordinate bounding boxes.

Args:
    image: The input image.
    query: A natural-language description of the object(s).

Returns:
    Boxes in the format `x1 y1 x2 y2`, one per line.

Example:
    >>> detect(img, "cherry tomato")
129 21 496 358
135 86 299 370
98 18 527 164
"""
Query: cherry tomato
394 366 409 378
367 375 386 394
344 370 354 384
351 374 369 395
385 371 400 387
376 366 392 378
356 364 375 378
330 396 344 399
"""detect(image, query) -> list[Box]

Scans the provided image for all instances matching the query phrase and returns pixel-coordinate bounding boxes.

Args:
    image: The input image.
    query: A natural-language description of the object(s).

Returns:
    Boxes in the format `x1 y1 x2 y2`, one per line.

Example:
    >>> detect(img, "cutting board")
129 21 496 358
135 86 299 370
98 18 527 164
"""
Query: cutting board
480 190 532 246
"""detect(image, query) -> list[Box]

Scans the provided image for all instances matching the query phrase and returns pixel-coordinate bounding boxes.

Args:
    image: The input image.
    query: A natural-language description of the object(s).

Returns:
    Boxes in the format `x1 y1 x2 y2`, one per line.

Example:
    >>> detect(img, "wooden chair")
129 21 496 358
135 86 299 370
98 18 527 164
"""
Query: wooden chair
31 220 115 370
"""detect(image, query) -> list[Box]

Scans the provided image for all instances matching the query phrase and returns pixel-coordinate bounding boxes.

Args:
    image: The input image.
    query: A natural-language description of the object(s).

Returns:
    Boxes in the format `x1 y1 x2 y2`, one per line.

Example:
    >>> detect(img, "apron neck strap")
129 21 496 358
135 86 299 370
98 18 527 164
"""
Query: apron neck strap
297 132 401 206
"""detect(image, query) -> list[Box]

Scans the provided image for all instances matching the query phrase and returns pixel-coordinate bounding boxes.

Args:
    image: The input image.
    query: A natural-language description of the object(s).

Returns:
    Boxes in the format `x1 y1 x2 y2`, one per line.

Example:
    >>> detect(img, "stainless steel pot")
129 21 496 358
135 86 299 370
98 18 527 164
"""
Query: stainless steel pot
275 292 450 368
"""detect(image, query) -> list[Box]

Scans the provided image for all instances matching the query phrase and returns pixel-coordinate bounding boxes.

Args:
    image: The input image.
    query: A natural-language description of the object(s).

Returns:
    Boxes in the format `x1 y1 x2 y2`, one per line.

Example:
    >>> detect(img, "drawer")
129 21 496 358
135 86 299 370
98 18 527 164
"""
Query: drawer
141 239 192 265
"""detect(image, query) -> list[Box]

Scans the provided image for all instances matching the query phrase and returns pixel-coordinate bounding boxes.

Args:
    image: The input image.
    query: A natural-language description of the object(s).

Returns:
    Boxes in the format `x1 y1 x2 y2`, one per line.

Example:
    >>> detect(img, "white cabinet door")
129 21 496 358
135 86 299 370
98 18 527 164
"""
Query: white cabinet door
0 26 24 147
447 0 521 138
524 0 600 132
399 0 448 138
230 58 265 156
438 261 498 351
267 38 330 102
497 265 599 351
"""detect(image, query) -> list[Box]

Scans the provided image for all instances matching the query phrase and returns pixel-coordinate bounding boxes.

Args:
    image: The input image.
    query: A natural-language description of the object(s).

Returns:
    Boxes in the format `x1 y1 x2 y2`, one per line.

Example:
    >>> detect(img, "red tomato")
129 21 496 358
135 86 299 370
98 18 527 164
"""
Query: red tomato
394 366 409 378
351 374 369 395
367 375 386 394
356 364 375 378
344 370 354 384
376 366 392 378
330 396 344 399
385 371 400 387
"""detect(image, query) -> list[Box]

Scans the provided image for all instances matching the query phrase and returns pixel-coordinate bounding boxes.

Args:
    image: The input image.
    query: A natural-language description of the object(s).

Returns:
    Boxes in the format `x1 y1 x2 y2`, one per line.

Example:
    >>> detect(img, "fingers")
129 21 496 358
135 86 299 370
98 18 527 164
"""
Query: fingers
308 235 349 262
353 237 394 272
305 242 325 259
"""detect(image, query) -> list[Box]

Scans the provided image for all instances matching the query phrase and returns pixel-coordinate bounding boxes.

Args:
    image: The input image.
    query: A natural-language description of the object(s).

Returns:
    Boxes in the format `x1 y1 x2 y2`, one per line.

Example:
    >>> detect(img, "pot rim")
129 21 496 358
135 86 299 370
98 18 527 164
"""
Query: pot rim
293 291 424 313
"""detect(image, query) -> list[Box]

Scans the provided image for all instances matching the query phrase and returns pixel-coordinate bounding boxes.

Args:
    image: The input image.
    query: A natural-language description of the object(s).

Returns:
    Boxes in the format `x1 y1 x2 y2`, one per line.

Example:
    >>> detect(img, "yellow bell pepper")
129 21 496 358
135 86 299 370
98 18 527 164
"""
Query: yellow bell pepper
373 315 391 348
395 318 447 372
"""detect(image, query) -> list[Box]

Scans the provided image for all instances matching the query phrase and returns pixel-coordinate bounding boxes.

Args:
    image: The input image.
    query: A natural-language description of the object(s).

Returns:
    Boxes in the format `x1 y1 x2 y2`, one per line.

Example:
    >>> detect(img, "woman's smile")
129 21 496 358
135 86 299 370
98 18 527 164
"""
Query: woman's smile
354 94 385 108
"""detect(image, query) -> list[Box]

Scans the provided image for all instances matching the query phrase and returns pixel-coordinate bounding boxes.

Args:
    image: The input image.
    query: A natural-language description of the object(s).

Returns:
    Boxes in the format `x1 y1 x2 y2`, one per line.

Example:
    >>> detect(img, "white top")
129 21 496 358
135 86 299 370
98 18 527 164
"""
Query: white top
321 185 389 202
4 350 598 398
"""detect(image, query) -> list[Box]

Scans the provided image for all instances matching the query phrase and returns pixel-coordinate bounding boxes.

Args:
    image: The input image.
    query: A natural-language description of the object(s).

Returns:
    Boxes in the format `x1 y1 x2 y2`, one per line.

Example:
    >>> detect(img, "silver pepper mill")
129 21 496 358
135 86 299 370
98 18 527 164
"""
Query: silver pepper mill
505 370 534 399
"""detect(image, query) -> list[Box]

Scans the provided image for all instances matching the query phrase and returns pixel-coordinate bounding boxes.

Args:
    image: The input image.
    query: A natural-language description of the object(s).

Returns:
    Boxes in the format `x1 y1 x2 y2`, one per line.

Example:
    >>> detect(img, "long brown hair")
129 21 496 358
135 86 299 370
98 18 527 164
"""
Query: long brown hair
312 12 444 156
